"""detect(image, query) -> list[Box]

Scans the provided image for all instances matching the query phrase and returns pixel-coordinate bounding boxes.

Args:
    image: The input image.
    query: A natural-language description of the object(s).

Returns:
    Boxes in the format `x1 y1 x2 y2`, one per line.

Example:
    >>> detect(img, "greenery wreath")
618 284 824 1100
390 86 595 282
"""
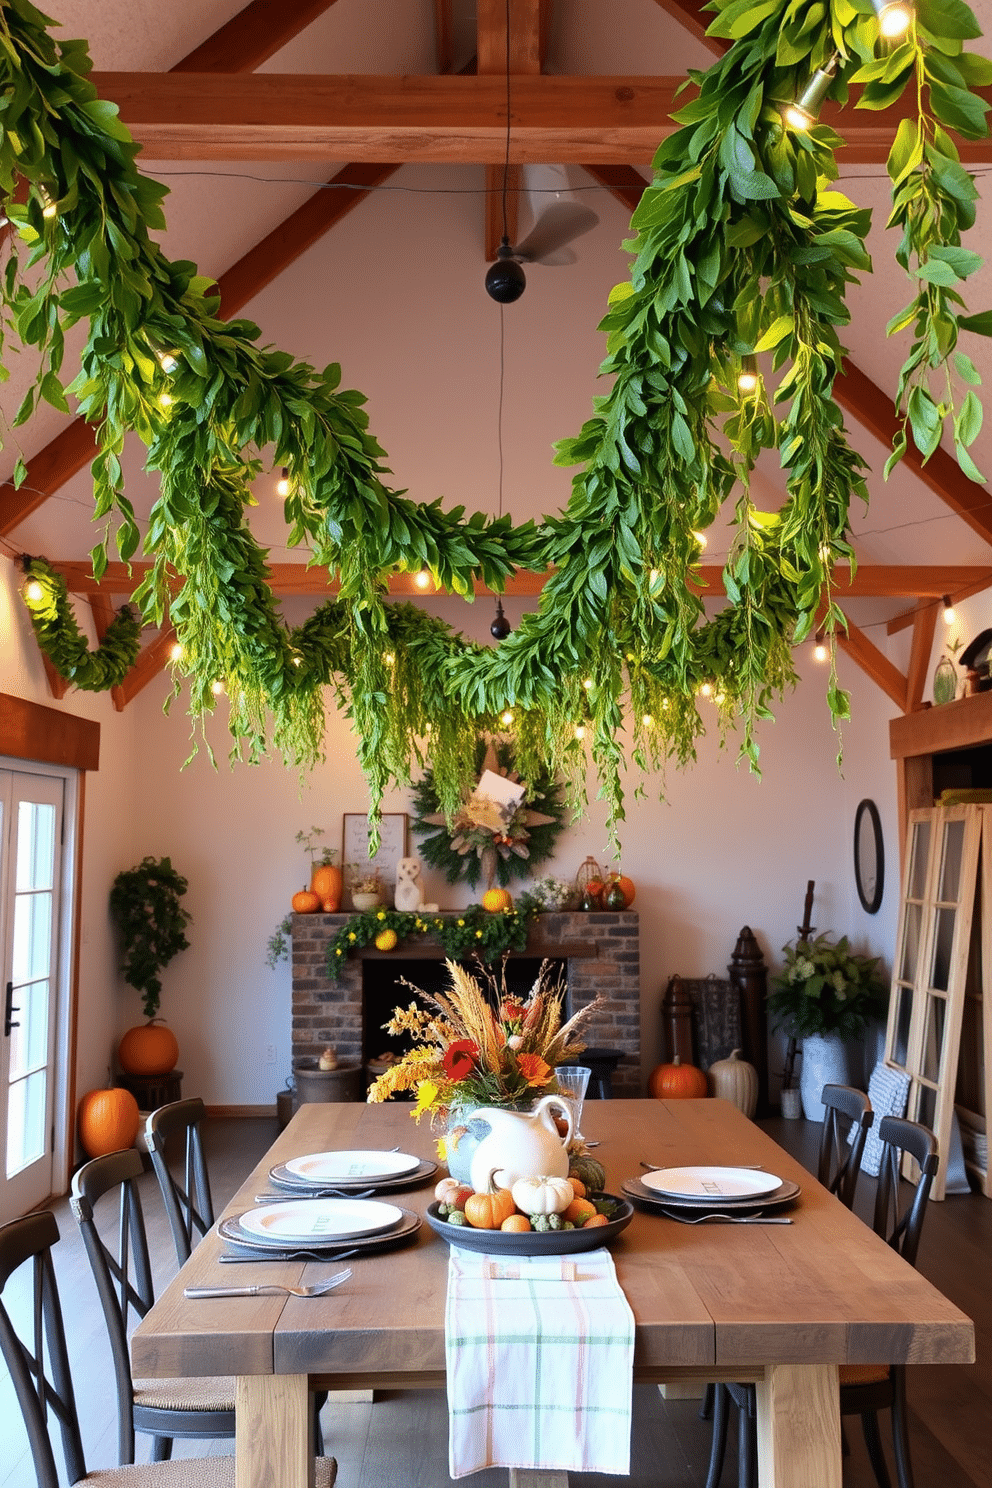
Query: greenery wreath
411 738 567 890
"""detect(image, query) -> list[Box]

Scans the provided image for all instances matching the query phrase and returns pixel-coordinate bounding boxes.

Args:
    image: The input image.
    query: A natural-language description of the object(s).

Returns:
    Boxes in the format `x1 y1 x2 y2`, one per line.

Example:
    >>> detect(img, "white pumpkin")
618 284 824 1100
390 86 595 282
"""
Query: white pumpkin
708 1048 759 1118
510 1175 574 1216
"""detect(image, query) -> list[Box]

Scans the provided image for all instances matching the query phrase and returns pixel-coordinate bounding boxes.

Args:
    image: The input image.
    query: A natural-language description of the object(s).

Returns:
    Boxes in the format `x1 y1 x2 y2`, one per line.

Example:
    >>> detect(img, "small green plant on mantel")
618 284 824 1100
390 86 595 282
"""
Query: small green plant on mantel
296 826 337 866
767 932 888 1041
108 856 192 1019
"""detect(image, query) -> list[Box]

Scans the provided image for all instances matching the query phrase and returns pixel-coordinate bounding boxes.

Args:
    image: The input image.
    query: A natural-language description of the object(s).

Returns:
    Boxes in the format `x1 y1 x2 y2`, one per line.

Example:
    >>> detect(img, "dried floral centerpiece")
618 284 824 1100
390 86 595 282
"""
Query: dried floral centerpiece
367 961 602 1149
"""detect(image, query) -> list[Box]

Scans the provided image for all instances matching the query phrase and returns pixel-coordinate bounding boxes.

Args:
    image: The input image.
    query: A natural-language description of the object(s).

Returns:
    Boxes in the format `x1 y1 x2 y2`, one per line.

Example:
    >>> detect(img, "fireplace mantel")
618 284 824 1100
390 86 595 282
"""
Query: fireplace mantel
290 910 641 1096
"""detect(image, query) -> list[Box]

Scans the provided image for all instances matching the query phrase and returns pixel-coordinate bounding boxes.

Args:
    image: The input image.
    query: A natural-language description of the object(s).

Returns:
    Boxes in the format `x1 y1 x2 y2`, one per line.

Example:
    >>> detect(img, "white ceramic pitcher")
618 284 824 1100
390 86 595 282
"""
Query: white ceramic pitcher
468 1093 573 1192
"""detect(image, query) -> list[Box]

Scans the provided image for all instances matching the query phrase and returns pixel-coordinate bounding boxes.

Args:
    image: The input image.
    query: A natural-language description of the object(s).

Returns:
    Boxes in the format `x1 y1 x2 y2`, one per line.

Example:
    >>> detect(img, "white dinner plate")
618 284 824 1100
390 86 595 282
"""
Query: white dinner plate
639 1166 783 1200
238 1198 405 1244
283 1150 420 1182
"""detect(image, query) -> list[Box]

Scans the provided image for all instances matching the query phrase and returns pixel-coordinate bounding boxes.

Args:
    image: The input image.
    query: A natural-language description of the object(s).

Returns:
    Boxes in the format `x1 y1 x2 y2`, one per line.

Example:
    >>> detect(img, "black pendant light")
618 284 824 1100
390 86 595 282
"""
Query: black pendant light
485 238 526 303
491 597 511 639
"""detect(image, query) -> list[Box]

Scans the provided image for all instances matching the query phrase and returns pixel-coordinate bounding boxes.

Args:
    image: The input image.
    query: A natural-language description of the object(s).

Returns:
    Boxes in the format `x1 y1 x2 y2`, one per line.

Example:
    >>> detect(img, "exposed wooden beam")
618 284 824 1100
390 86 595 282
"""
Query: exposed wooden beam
434 0 455 75
40 652 70 701
836 361 992 549
0 693 100 770
887 571 992 635
0 160 400 535
647 0 728 54
85 73 992 164
836 619 908 711
905 602 938 712
170 0 342 73
116 627 178 707
477 0 541 261
582 164 649 214
88 593 127 711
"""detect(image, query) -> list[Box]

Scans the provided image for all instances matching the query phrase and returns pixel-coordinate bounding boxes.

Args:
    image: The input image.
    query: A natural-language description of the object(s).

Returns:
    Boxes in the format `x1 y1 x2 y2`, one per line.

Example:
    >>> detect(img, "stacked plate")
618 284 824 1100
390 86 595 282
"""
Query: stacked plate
220 1196 421 1255
268 1148 437 1195
620 1165 801 1217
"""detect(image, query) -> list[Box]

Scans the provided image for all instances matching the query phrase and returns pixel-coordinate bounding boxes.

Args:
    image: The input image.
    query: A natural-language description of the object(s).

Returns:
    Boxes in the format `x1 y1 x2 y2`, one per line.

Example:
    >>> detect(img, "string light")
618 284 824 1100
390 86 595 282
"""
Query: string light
413 569 432 591
211 678 225 696
574 724 586 740
699 682 713 698
692 530 708 550
582 677 595 692
942 595 957 625
783 54 840 130
169 641 183 661
642 713 653 727
38 185 58 220
871 0 913 36
24 579 44 602
276 467 291 497
145 336 178 373
737 355 758 394
157 391 173 409
499 708 514 727
813 630 829 662
383 651 396 667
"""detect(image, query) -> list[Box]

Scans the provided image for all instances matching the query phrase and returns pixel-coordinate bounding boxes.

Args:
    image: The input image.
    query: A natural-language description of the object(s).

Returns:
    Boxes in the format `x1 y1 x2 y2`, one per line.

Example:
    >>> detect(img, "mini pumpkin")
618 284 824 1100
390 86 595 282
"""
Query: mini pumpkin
464 1172 517 1230
482 887 513 912
292 886 321 913
708 1048 759 1118
511 1175 574 1216
648 1054 709 1100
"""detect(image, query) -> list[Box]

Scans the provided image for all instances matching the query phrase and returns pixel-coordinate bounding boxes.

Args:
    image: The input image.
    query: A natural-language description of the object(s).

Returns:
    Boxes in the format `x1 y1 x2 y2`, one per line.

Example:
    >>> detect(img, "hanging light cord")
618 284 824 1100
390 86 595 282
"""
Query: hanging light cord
496 0 512 520
497 305 506 518
501 0 512 239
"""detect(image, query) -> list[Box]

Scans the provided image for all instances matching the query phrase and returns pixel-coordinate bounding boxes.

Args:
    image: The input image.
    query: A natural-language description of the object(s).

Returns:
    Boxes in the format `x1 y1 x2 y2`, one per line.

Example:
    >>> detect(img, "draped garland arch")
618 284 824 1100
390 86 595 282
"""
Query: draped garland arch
2 0 989 844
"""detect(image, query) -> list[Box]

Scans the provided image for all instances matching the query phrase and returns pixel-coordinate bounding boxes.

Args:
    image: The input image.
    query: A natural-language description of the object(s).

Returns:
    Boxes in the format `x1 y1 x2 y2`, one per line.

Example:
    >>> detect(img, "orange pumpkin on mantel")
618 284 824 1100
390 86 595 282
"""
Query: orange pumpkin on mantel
648 1054 709 1100
117 1019 179 1076
310 863 342 910
292 886 321 914
78 1086 140 1157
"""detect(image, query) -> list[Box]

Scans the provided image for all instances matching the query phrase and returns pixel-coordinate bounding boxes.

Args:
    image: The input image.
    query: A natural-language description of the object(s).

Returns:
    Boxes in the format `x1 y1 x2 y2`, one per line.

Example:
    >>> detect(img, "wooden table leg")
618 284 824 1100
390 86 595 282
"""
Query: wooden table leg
236 1375 314 1488
754 1363 840 1488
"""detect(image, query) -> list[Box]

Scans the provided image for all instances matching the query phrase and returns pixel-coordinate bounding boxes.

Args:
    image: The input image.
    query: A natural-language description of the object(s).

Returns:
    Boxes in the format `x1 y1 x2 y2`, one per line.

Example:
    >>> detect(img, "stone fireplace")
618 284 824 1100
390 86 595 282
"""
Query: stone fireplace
290 911 641 1096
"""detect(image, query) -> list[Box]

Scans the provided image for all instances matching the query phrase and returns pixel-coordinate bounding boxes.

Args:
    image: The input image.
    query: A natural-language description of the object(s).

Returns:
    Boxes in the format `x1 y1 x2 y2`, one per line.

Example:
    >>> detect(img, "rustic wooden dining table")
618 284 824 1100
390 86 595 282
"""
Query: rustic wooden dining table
131 1098 974 1488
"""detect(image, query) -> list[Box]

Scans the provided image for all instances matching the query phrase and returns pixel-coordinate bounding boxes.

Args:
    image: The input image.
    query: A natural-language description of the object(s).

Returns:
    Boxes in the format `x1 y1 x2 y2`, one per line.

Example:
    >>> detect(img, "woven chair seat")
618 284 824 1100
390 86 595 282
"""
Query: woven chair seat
133 1376 235 1412
839 1363 891 1387
85 1456 336 1485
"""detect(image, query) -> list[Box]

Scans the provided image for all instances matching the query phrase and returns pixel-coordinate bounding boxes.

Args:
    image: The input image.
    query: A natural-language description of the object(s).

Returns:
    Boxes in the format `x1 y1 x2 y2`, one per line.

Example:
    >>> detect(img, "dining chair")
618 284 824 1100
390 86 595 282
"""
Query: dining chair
703 1083 874 1484
704 1115 939 1488
145 1098 215 1266
0 1209 338 1488
70 1147 236 1463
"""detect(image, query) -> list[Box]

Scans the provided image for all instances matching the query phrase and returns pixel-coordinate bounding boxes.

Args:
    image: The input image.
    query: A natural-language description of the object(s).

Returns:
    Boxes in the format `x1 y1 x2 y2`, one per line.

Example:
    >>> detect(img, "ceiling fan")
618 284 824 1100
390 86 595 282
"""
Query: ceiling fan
485 165 599 302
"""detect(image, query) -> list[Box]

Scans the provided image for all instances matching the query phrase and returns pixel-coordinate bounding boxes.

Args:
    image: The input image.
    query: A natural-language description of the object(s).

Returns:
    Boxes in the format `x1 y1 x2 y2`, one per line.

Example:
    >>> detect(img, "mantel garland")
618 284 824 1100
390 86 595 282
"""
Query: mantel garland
2 0 989 847
323 899 544 981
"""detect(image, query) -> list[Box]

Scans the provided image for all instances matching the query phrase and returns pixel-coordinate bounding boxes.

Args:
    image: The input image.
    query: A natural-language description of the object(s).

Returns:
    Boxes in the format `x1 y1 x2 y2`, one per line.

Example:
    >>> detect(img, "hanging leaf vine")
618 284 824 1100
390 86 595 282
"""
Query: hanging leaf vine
1 0 989 846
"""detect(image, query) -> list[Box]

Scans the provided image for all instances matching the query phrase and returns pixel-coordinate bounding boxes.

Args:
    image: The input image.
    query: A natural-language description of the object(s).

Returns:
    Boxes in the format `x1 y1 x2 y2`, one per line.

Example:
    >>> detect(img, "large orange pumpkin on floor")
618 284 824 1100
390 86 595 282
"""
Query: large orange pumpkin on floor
310 863 342 910
648 1054 709 1100
117 1019 179 1076
78 1087 140 1157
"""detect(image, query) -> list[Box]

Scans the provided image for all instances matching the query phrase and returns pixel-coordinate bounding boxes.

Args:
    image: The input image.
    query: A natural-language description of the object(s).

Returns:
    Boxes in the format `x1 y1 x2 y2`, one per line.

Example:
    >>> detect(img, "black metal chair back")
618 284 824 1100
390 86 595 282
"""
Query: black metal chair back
0 1211 85 1488
817 1082 874 1208
145 1097 215 1265
71 1147 236 1463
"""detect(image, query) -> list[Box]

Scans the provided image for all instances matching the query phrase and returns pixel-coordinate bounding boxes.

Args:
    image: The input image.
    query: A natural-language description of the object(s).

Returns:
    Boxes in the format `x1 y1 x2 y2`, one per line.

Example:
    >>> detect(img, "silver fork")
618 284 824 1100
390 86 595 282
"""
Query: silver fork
658 1209 791 1225
184 1267 353 1299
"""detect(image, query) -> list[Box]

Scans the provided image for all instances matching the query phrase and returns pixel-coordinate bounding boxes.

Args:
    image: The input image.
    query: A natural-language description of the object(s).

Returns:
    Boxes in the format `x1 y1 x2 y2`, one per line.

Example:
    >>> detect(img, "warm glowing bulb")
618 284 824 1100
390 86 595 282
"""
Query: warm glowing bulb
25 580 44 602
649 568 660 586
211 678 225 696
424 722 432 734
879 1 912 36
582 677 594 691
292 654 302 667
814 640 829 663
413 569 431 590
156 349 178 373
661 698 670 710
783 102 814 130
169 641 183 661
574 724 586 740
158 391 173 409
276 468 291 497
642 713 653 728
383 651 395 667
693 530 708 550
942 596 956 626
714 691 726 705
40 188 58 219
500 709 514 727
700 682 713 698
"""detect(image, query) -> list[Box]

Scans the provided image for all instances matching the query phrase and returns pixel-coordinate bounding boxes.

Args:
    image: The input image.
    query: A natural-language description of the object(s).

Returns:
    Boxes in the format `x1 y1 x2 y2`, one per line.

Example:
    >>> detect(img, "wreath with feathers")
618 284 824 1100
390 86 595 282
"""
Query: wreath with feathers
410 738 566 890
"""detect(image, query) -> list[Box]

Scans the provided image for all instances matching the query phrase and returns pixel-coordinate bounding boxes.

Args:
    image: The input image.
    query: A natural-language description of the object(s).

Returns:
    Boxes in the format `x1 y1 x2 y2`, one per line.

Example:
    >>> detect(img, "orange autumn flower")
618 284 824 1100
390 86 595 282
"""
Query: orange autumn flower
516 1052 552 1086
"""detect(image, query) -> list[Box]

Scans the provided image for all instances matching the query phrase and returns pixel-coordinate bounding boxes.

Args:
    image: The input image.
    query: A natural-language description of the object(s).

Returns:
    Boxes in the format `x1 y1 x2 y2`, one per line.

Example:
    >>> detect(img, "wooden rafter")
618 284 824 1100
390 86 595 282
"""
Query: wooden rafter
888 571 992 635
836 619 908 711
88 593 126 712
171 0 342 73
115 626 179 708
582 164 649 214
647 0 727 53
84 73 991 165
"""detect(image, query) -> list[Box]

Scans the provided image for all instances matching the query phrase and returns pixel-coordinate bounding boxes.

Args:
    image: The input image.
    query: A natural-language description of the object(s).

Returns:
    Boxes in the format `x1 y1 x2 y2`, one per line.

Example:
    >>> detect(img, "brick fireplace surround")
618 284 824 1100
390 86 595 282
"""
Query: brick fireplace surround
290 911 641 1096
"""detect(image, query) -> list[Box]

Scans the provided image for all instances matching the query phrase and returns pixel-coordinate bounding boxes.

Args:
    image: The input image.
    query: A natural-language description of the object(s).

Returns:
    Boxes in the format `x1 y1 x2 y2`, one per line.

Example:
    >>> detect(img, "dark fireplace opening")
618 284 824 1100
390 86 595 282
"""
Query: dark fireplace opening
362 957 568 1069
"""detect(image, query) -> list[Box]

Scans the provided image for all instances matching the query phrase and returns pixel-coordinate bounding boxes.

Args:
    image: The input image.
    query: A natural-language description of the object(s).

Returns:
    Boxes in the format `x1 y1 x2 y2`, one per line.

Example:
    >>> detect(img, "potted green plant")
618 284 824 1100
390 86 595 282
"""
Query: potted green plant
109 856 192 1075
767 933 888 1122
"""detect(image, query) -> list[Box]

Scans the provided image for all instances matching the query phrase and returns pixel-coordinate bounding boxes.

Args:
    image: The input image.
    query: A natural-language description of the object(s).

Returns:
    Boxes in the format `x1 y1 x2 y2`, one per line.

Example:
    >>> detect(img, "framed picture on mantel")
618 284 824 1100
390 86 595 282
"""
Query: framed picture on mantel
342 813 408 907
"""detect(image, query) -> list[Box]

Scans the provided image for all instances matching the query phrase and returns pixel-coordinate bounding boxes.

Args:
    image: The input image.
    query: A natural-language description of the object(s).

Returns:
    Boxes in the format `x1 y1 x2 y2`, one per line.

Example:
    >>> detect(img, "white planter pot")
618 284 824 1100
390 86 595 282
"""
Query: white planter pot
799 1033 850 1123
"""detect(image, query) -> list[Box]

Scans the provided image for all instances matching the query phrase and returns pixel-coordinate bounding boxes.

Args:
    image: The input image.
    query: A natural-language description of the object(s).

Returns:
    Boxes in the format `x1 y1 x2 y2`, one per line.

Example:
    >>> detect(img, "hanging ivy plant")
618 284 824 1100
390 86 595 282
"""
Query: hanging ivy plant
410 737 567 889
20 556 142 690
1 0 989 847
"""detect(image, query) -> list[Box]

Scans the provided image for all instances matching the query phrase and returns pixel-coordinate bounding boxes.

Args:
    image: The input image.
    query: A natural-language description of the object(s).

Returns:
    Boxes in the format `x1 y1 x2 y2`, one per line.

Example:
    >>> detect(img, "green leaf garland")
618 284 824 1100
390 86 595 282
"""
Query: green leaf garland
324 899 543 981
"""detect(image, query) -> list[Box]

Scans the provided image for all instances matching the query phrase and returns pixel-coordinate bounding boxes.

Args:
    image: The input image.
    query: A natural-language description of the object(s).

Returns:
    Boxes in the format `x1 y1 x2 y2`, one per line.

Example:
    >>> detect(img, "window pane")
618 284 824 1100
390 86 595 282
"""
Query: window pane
900 903 922 983
931 907 956 992
909 820 931 900
6 1071 47 1177
8 981 50 1078
12 891 53 983
15 802 55 892
938 819 965 902
917 1083 937 1129
922 995 946 1083
894 985 913 1067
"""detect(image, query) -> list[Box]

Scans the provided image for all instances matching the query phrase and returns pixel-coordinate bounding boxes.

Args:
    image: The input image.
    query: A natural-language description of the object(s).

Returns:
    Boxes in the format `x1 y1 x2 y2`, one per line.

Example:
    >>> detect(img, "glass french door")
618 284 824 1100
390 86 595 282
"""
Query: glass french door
0 770 65 1218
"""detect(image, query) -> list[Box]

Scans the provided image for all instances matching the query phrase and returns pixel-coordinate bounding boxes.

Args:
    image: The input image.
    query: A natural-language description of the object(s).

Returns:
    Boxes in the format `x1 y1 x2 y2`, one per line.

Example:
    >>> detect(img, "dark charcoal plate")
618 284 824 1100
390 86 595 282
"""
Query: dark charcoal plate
268 1158 437 1193
425 1196 633 1255
218 1208 421 1255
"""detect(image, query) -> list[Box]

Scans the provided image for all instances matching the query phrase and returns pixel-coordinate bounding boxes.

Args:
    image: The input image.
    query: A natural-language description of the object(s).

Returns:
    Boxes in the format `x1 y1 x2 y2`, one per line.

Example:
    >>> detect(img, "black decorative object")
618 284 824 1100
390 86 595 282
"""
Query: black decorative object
854 798 884 915
484 239 526 303
490 598 512 639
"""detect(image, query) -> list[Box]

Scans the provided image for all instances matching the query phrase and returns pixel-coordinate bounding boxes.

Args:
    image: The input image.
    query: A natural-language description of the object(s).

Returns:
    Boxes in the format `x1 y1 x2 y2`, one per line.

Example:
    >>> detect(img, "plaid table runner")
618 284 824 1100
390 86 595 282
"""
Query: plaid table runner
445 1247 635 1478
